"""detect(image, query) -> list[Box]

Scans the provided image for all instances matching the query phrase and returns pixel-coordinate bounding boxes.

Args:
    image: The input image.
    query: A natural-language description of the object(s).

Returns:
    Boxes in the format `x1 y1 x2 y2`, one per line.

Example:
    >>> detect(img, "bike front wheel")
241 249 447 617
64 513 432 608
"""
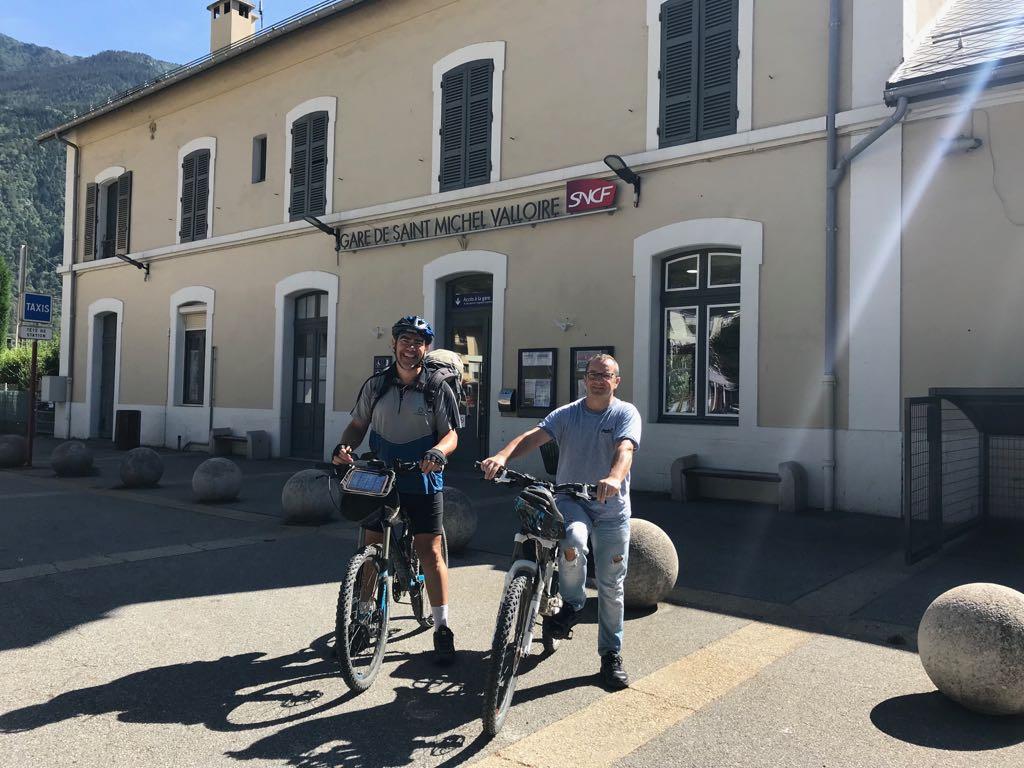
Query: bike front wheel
411 527 449 629
336 544 390 692
482 573 536 737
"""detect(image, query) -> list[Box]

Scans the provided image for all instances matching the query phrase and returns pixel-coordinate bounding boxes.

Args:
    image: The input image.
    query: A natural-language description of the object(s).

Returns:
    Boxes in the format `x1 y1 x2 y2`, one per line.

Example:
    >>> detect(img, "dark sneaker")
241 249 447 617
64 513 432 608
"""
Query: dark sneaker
433 625 456 666
600 652 630 690
543 604 579 640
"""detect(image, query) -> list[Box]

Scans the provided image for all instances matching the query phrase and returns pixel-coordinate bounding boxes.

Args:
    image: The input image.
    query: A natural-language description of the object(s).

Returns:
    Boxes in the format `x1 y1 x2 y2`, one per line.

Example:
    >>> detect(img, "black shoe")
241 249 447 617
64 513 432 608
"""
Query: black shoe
543 604 579 640
433 625 456 666
600 652 630 690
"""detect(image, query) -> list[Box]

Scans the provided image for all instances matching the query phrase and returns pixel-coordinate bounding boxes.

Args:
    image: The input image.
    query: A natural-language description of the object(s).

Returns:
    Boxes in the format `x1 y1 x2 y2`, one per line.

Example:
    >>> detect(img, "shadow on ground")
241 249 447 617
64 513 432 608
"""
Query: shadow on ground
870 692 1024 750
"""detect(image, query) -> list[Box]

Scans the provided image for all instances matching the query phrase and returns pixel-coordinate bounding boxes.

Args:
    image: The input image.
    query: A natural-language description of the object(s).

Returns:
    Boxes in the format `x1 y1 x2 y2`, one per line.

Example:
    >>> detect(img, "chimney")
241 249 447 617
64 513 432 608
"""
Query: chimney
207 1 259 53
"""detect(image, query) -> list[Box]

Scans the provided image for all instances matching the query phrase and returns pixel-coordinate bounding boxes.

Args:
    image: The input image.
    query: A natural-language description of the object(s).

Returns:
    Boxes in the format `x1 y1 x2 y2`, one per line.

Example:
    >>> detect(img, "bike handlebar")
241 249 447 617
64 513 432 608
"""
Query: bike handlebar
473 462 598 501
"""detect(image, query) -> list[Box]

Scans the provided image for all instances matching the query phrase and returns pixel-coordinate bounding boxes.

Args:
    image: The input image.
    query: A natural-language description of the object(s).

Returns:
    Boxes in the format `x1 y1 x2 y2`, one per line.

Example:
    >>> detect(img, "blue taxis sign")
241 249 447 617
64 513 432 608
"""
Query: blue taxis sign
22 293 52 324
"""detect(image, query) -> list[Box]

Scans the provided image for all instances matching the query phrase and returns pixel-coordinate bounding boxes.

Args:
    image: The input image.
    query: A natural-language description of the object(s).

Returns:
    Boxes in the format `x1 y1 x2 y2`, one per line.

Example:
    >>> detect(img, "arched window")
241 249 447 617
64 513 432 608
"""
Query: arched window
660 248 740 420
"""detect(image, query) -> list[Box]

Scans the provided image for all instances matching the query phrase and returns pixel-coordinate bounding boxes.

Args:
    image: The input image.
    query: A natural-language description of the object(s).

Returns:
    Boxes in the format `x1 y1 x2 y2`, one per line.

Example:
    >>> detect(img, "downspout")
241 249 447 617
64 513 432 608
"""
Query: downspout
56 133 80 439
824 0 908 511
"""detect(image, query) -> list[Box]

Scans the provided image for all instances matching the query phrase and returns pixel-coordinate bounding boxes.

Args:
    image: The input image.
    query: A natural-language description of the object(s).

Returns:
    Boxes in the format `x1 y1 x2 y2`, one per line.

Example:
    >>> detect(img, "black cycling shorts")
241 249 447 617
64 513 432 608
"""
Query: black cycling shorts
361 491 444 536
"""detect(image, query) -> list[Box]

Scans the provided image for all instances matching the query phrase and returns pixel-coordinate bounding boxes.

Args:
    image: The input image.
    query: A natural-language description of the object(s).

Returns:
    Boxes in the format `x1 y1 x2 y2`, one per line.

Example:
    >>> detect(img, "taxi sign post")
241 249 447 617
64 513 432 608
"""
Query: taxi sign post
20 293 52 468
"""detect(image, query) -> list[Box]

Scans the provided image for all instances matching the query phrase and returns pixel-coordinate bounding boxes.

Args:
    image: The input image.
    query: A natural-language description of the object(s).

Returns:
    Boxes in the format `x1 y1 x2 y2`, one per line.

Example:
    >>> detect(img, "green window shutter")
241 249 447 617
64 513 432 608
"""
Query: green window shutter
698 0 738 139
83 182 97 260
465 59 494 187
289 114 310 221
306 111 328 217
439 66 467 191
660 0 699 148
179 153 197 243
115 170 132 256
192 149 211 241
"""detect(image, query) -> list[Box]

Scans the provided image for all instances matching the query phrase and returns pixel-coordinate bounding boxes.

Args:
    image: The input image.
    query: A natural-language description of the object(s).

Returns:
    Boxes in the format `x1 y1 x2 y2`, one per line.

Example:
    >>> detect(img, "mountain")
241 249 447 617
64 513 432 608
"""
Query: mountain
0 33 176 331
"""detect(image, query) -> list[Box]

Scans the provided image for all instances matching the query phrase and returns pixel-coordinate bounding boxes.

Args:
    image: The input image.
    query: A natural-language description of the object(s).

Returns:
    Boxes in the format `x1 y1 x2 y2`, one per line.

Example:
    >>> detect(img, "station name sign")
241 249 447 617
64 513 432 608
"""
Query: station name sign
338 179 617 252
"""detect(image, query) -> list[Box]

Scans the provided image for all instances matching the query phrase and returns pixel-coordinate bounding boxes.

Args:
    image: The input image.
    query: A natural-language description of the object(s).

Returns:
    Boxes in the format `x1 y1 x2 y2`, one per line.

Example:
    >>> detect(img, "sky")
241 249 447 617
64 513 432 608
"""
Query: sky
0 1 323 65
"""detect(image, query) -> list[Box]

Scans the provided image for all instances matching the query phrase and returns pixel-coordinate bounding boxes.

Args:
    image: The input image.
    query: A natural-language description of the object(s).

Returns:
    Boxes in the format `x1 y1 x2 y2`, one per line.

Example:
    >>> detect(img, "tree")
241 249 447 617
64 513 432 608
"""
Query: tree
0 256 12 345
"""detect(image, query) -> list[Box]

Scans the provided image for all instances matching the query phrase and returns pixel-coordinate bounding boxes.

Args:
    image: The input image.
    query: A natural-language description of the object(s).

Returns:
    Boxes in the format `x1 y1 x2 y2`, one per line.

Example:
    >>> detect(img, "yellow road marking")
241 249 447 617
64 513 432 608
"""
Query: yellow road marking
473 621 812 768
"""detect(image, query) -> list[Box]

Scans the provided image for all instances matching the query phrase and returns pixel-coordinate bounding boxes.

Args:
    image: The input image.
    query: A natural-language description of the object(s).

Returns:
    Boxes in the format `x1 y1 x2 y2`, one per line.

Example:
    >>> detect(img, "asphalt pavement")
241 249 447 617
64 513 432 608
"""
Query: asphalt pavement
1 438 1022 767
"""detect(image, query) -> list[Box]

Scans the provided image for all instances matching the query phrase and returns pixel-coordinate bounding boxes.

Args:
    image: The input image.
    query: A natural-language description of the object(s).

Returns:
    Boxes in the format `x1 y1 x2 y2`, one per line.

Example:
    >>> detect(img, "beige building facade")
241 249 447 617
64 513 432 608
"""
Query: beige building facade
40 0 1024 516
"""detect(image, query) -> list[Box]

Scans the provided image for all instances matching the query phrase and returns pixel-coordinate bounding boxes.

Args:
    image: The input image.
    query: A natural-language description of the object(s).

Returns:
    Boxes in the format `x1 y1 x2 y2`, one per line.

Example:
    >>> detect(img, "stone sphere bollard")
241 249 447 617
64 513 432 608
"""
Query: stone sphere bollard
52 440 94 477
623 518 679 608
442 486 477 553
119 447 164 488
281 469 336 524
192 457 242 502
918 583 1024 715
0 434 27 467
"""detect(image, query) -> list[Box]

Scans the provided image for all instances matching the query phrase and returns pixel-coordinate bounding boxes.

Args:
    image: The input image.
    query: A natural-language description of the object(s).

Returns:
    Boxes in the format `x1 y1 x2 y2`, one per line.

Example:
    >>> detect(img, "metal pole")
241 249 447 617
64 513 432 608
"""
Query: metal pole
16 244 27 343
27 340 38 466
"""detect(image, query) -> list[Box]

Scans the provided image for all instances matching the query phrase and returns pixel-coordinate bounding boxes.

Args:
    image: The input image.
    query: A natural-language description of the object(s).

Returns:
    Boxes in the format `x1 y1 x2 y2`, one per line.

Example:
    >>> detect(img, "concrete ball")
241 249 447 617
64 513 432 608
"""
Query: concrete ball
51 440 94 477
442 486 477 553
0 434 27 468
918 583 1024 716
119 447 164 487
192 457 242 502
624 518 679 609
281 469 335 524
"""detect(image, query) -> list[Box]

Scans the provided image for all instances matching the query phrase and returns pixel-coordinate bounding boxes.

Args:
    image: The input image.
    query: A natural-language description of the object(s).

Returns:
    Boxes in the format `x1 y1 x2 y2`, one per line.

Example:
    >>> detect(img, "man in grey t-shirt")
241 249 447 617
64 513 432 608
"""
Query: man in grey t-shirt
481 354 640 690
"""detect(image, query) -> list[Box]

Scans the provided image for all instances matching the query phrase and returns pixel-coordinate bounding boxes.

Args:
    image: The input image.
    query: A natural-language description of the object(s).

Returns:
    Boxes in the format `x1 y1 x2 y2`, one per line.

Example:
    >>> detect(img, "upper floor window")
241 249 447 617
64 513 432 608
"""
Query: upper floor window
288 110 328 221
660 248 740 421
83 169 132 261
438 60 494 192
658 0 738 148
179 149 211 243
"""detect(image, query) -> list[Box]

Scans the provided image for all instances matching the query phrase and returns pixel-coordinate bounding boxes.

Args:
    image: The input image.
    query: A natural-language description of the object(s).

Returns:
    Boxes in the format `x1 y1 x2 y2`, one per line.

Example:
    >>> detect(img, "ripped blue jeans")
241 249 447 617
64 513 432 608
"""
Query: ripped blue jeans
557 499 630 656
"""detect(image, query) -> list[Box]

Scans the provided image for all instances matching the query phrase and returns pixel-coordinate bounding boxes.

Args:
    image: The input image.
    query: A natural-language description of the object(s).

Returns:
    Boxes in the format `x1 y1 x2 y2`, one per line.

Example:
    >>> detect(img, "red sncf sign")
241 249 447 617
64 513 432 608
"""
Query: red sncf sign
565 178 618 213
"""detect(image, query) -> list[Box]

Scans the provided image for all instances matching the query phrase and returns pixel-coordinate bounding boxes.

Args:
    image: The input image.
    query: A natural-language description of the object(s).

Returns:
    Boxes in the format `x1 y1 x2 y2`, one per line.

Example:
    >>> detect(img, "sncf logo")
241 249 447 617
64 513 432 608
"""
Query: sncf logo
565 179 618 214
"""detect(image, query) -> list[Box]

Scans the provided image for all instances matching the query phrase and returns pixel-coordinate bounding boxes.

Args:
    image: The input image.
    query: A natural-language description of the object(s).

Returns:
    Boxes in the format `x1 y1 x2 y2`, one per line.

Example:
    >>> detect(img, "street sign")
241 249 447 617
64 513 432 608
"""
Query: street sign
22 293 52 324
18 325 53 341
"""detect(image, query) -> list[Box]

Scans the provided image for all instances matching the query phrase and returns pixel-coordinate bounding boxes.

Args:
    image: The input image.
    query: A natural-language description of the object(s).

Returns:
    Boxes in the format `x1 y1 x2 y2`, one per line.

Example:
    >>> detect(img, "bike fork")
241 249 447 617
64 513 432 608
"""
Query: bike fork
518 583 543 657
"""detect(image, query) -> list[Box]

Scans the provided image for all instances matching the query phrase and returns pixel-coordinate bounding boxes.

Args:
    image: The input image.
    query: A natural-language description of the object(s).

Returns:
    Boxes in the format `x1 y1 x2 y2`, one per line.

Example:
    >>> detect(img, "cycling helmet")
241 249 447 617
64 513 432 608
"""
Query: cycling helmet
391 315 435 343
514 485 565 539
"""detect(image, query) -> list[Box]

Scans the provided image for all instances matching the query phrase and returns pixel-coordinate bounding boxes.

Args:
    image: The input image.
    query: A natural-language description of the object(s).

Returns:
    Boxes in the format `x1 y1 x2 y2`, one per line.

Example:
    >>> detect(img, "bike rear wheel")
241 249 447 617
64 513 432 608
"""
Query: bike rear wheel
482 573 535 736
411 528 449 629
336 544 390 692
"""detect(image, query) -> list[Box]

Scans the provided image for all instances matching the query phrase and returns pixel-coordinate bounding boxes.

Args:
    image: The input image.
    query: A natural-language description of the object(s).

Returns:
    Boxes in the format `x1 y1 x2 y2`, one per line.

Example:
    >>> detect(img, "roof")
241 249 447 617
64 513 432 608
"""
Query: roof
886 0 1024 104
36 0 370 143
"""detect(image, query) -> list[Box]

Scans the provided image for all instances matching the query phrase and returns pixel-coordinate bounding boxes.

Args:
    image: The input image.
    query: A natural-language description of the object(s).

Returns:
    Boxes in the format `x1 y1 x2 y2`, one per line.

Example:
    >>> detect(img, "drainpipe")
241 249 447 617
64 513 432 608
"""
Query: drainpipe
57 133 80 439
824 0 908 511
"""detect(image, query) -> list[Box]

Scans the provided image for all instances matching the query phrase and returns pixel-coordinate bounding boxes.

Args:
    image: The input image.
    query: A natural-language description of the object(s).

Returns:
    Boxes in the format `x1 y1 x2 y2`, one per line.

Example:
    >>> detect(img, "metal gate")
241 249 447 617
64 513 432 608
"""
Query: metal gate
903 389 1024 563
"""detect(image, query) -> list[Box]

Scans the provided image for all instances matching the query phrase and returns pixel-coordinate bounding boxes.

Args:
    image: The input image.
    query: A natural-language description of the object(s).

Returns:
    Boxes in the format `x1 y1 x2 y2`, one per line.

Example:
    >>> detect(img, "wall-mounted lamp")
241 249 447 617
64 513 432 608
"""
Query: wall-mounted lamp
304 215 341 251
554 316 575 332
946 135 983 154
604 154 642 207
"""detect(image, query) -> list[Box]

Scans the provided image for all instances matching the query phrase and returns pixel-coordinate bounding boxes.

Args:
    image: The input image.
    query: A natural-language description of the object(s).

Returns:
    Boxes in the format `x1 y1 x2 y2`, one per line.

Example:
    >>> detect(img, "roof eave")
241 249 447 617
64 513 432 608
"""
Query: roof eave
35 0 371 144
884 57 1024 105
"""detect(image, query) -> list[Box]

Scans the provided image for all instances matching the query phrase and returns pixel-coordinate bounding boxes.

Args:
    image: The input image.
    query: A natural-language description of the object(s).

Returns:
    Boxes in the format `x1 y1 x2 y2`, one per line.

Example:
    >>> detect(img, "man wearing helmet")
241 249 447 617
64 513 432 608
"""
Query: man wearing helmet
333 315 460 664
480 354 640 690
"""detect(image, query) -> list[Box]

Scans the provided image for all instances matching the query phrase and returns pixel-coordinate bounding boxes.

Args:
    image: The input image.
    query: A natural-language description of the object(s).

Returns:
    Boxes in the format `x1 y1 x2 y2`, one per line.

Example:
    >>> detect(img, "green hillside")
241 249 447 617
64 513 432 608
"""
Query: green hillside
0 33 175 332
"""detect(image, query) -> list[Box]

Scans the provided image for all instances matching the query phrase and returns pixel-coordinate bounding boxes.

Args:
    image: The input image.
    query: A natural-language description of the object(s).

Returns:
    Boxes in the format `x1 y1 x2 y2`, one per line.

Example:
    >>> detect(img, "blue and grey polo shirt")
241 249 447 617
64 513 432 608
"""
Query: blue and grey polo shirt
351 366 459 495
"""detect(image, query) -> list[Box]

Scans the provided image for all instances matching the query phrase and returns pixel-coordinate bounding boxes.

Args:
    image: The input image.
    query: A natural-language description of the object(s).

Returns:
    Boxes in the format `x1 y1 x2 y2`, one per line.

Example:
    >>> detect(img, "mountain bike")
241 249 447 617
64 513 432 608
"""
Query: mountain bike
327 459 449 693
476 461 597 736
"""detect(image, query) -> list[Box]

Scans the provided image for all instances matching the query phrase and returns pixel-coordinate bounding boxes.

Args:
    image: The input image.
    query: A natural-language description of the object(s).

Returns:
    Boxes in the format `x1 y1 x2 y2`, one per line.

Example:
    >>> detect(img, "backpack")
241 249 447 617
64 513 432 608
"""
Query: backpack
370 349 467 429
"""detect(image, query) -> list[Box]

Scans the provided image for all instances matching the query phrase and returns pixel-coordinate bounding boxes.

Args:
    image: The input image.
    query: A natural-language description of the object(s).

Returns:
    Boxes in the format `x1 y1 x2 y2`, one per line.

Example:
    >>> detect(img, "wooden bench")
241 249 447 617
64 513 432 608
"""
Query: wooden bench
671 454 807 514
210 428 271 460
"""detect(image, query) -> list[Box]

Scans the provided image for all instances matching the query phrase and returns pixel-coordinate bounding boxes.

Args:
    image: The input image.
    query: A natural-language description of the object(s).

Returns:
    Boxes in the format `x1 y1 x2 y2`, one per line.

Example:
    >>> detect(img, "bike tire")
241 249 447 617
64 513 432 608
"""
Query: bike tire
336 544 390 693
411 527 449 629
482 573 535 737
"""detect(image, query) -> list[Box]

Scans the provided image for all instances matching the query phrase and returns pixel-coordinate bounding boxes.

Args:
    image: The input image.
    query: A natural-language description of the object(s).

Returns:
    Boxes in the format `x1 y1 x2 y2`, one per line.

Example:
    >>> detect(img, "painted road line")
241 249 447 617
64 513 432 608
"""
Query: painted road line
472 621 812 768
2 491 75 499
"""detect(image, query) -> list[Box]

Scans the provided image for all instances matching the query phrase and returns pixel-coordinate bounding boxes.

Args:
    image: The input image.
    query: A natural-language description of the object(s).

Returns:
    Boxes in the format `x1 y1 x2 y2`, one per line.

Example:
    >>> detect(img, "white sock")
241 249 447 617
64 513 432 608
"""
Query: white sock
432 605 449 629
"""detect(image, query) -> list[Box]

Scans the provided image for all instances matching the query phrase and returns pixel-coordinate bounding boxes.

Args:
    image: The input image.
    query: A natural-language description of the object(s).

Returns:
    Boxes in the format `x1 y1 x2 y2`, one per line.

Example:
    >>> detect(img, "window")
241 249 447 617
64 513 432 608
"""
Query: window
438 59 494 192
660 249 740 420
83 171 132 261
288 110 328 221
252 135 267 183
179 149 211 243
182 323 206 406
658 0 738 148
